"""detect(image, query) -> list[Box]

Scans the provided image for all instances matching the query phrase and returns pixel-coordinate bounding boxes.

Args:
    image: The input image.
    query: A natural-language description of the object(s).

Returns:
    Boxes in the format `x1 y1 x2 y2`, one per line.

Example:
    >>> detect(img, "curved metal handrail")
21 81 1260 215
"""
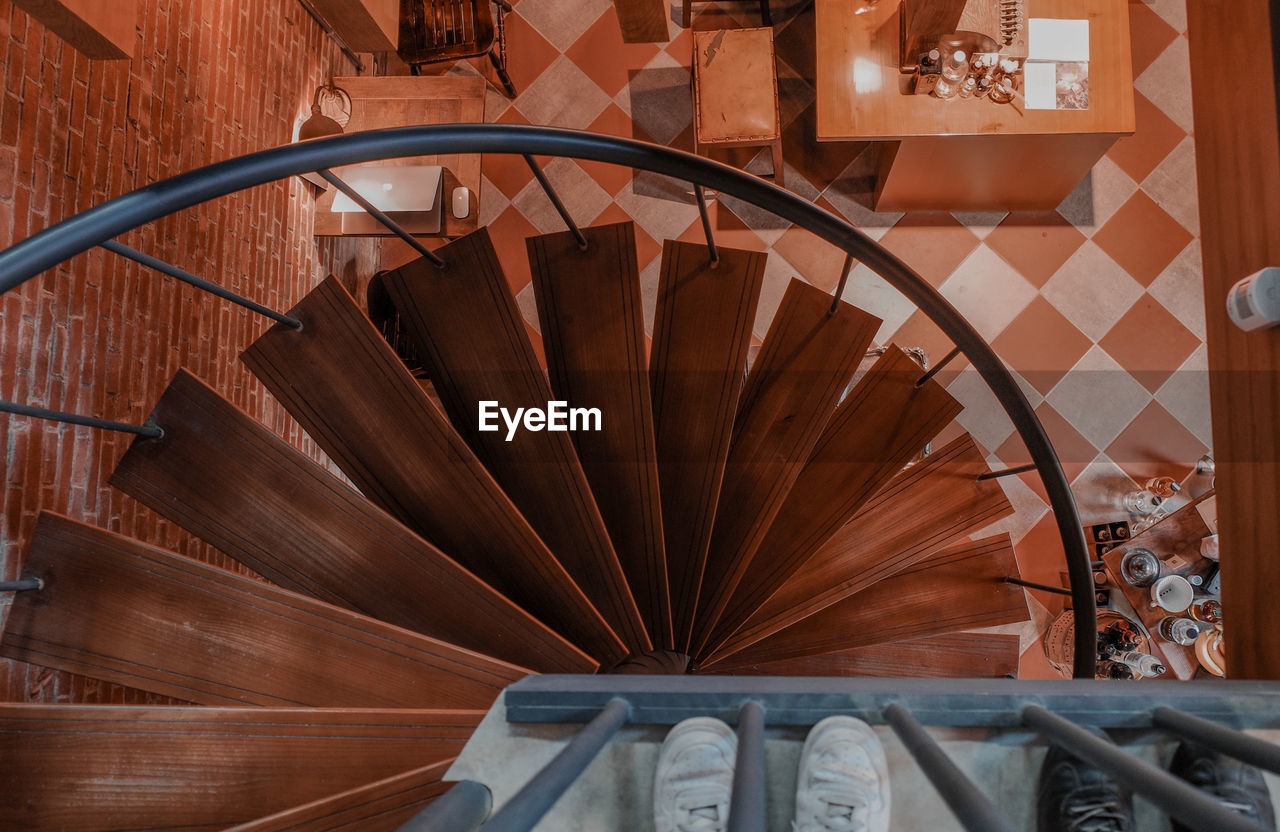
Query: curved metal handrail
0 124 1096 677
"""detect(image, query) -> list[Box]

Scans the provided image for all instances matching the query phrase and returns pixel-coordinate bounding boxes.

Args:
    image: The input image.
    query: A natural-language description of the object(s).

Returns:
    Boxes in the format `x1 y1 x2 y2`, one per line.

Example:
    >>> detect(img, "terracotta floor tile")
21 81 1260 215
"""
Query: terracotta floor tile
564 8 662 98
1013 513 1070 617
486 205 541 295
877 212 980 288
1092 191 1193 286
1105 400 1208 484
482 108 537 200
504 13 562 94
882 309 967 369
675 200 767 251
995 401 1098 504
664 25 695 67
1098 293 1201 393
1129 2 1180 77
1019 634 1063 679
772 225 847 292
593 202 663 271
992 296 1093 396
1105 91 1186 184
985 212 1087 289
578 105 636 196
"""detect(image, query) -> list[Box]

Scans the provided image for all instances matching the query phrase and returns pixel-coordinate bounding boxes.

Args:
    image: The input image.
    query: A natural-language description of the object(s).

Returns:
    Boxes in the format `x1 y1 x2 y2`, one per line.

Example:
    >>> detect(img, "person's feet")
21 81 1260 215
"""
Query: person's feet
794 716 890 832
1168 741 1277 832
654 717 737 832
1036 739 1135 832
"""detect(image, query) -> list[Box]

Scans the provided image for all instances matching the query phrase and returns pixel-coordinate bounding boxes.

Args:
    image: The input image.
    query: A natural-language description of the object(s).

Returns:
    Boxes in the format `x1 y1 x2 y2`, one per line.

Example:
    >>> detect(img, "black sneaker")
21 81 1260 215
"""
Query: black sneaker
1037 739 1136 832
1169 742 1277 831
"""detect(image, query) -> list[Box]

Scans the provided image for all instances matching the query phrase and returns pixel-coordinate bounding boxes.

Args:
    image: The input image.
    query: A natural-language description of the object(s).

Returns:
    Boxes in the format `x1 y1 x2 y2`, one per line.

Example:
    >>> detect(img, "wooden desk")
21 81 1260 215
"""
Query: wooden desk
313 76 484 239
1101 492 1218 681
815 0 1135 211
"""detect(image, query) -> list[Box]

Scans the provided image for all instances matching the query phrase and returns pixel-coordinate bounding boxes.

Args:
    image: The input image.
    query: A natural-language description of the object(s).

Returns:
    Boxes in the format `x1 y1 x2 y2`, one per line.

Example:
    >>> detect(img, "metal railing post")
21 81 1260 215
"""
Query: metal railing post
100 240 302 329
316 168 448 268
884 705 1018 832
1004 576 1073 597
916 346 961 387
480 698 630 832
694 183 719 266
523 155 589 250
0 578 42 591
727 701 766 832
395 781 492 832
830 252 855 314
1153 707 1280 775
978 463 1039 481
1023 706 1272 832
0 400 164 438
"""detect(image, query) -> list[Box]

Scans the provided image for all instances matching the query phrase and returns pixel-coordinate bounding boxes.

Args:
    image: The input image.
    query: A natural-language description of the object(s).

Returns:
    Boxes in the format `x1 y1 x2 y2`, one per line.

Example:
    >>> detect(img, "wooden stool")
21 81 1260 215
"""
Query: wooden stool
691 28 784 189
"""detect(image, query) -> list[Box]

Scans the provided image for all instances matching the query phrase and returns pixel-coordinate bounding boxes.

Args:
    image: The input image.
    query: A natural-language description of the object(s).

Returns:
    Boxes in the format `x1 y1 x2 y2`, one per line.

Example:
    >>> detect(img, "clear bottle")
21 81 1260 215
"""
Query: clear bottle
959 76 978 98
1158 616 1202 646
1124 489 1164 515
1189 599 1223 624
1112 650 1167 678
933 75 961 100
1101 660 1135 680
1120 548 1162 587
941 49 969 82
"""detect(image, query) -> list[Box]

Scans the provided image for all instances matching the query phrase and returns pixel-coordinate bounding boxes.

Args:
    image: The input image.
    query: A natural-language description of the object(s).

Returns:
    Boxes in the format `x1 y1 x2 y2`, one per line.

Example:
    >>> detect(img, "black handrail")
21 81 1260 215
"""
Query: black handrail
0 124 1094 677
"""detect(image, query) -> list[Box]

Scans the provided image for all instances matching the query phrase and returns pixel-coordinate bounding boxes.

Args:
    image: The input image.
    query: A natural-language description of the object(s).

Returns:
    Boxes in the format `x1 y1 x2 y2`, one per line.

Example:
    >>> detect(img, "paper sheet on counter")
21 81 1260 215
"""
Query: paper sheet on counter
1029 18 1090 61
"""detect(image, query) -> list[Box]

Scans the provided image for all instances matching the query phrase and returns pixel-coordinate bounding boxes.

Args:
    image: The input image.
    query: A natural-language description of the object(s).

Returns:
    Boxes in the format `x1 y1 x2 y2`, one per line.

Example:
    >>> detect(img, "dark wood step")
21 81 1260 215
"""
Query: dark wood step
1 513 527 710
527 222 671 648
0 704 480 831
109 369 594 674
703 433 1013 663
381 229 649 654
703 632 1020 678
699 346 962 655
690 279 880 654
650 239 767 650
241 275 625 664
706 535 1029 668
226 760 455 832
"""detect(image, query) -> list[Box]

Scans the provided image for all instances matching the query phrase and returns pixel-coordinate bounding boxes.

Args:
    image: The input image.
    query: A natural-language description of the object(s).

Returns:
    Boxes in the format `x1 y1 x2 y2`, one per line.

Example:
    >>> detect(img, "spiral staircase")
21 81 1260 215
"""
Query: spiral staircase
0 125 1099 830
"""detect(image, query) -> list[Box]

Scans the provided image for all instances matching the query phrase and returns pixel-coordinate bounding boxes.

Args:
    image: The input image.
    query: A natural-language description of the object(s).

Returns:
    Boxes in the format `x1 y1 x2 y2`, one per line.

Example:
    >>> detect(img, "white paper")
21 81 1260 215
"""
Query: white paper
1196 496 1219 534
1029 18 1090 62
1023 61 1057 109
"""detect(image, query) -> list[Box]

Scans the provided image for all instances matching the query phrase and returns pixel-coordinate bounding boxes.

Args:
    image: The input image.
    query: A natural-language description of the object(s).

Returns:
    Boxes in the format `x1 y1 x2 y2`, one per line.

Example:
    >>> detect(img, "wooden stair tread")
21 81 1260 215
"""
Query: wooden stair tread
706 632 1021 678
225 760 456 832
691 278 880 653
0 704 480 831
1 513 526 710
527 222 671 648
705 434 1013 662
241 275 624 664
109 369 594 674
701 345 962 654
382 228 648 654
708 535 1030 667
650 239 766 649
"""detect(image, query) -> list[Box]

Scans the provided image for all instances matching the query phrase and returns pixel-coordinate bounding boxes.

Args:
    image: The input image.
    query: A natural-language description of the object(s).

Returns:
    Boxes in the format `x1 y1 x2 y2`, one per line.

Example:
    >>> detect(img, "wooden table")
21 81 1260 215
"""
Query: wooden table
313 76 484 239
1101 492 1218 681
814 0 1135 211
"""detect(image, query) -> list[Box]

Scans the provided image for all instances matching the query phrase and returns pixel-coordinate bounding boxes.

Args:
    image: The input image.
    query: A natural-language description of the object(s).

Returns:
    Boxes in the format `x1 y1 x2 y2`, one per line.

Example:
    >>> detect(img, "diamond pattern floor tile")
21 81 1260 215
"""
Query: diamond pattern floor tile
1128 2 1181 77
1098 293 1201 393
1105 400 1209 483
1046 346 1153 450
938 244 1037 341
878 212 981 288
1105 91 1186 185
504 12 563 93
986 212 1088 290
995 402 1099 503
1093 191 1194 287
992 296 1093 396
565 8 662 97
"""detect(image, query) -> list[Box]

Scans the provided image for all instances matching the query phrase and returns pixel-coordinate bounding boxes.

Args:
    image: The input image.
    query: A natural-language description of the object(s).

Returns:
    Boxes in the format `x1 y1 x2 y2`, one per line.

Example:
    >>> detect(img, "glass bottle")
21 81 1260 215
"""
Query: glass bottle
1120 548 1162 587
1124 489 1164 515
959 76 978 98
1158 616 1202 646
1144 476 1182 499
941 49 969 82
1112 650 1167 678
1101 660 1135 680
1189 599 1223 624
934 75 961 100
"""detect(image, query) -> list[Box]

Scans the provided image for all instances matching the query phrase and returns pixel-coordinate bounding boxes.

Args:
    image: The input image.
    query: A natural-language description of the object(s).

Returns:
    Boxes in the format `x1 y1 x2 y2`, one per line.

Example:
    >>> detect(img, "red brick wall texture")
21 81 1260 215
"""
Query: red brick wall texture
0 0 371 702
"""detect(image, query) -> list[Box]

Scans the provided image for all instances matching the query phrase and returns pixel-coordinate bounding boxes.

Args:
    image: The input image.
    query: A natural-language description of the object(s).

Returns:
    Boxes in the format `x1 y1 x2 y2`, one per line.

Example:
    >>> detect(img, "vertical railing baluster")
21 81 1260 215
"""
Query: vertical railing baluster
884 705 1018 832
479 698 630 832
1153 707 1280 775
694 183 719 266
523 155 589 250
316 169 449 269
727 701 766 832
0 578 42 591
395 780 492 831
829 252 854 314
1023 706 1272 832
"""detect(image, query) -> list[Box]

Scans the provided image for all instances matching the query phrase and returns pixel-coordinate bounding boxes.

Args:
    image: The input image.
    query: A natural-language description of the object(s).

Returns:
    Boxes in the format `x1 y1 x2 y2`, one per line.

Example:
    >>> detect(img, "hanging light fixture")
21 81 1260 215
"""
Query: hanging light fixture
297 81 352 141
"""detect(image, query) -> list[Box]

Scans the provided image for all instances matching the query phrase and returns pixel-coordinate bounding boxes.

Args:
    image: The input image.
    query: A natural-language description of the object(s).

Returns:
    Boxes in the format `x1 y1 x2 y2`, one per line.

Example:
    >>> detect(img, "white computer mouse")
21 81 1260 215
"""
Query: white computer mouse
451 186 470 219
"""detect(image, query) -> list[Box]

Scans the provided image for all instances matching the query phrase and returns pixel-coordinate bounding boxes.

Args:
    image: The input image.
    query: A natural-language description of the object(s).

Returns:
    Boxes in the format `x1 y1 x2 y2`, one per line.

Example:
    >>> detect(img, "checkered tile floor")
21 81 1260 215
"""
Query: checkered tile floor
439 0 1206 675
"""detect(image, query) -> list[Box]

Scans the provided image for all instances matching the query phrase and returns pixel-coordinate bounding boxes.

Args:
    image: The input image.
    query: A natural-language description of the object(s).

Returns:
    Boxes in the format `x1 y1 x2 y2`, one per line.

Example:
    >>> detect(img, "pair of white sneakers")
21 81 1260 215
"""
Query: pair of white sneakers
653 715 891 832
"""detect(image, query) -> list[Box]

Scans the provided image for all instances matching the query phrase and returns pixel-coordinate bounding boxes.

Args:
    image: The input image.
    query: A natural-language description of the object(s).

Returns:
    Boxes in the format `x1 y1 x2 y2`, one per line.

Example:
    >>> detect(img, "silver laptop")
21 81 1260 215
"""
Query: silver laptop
331 165 443 234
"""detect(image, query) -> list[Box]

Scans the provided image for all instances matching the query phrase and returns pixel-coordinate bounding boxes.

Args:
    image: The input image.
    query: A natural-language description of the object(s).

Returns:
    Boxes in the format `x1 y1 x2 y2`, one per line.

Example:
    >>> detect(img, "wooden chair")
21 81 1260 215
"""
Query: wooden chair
682 0 772 29
692 27 784 188
398 0 518 98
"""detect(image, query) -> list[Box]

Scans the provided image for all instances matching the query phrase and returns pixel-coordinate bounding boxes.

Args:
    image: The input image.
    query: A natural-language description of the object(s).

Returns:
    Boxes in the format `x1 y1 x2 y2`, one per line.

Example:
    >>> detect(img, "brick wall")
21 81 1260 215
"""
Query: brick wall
0 0 376 702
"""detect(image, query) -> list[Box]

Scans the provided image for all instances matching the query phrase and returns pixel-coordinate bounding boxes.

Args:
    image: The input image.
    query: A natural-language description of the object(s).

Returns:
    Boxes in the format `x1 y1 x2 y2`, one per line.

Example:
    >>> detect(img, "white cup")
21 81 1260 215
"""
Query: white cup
1150 575 1194 613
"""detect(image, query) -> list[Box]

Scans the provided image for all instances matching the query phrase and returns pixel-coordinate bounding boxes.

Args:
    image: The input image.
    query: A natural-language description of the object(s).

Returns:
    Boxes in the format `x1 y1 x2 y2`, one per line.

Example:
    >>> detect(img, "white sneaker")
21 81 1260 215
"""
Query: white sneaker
794 716 890 832
654 717 738 832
